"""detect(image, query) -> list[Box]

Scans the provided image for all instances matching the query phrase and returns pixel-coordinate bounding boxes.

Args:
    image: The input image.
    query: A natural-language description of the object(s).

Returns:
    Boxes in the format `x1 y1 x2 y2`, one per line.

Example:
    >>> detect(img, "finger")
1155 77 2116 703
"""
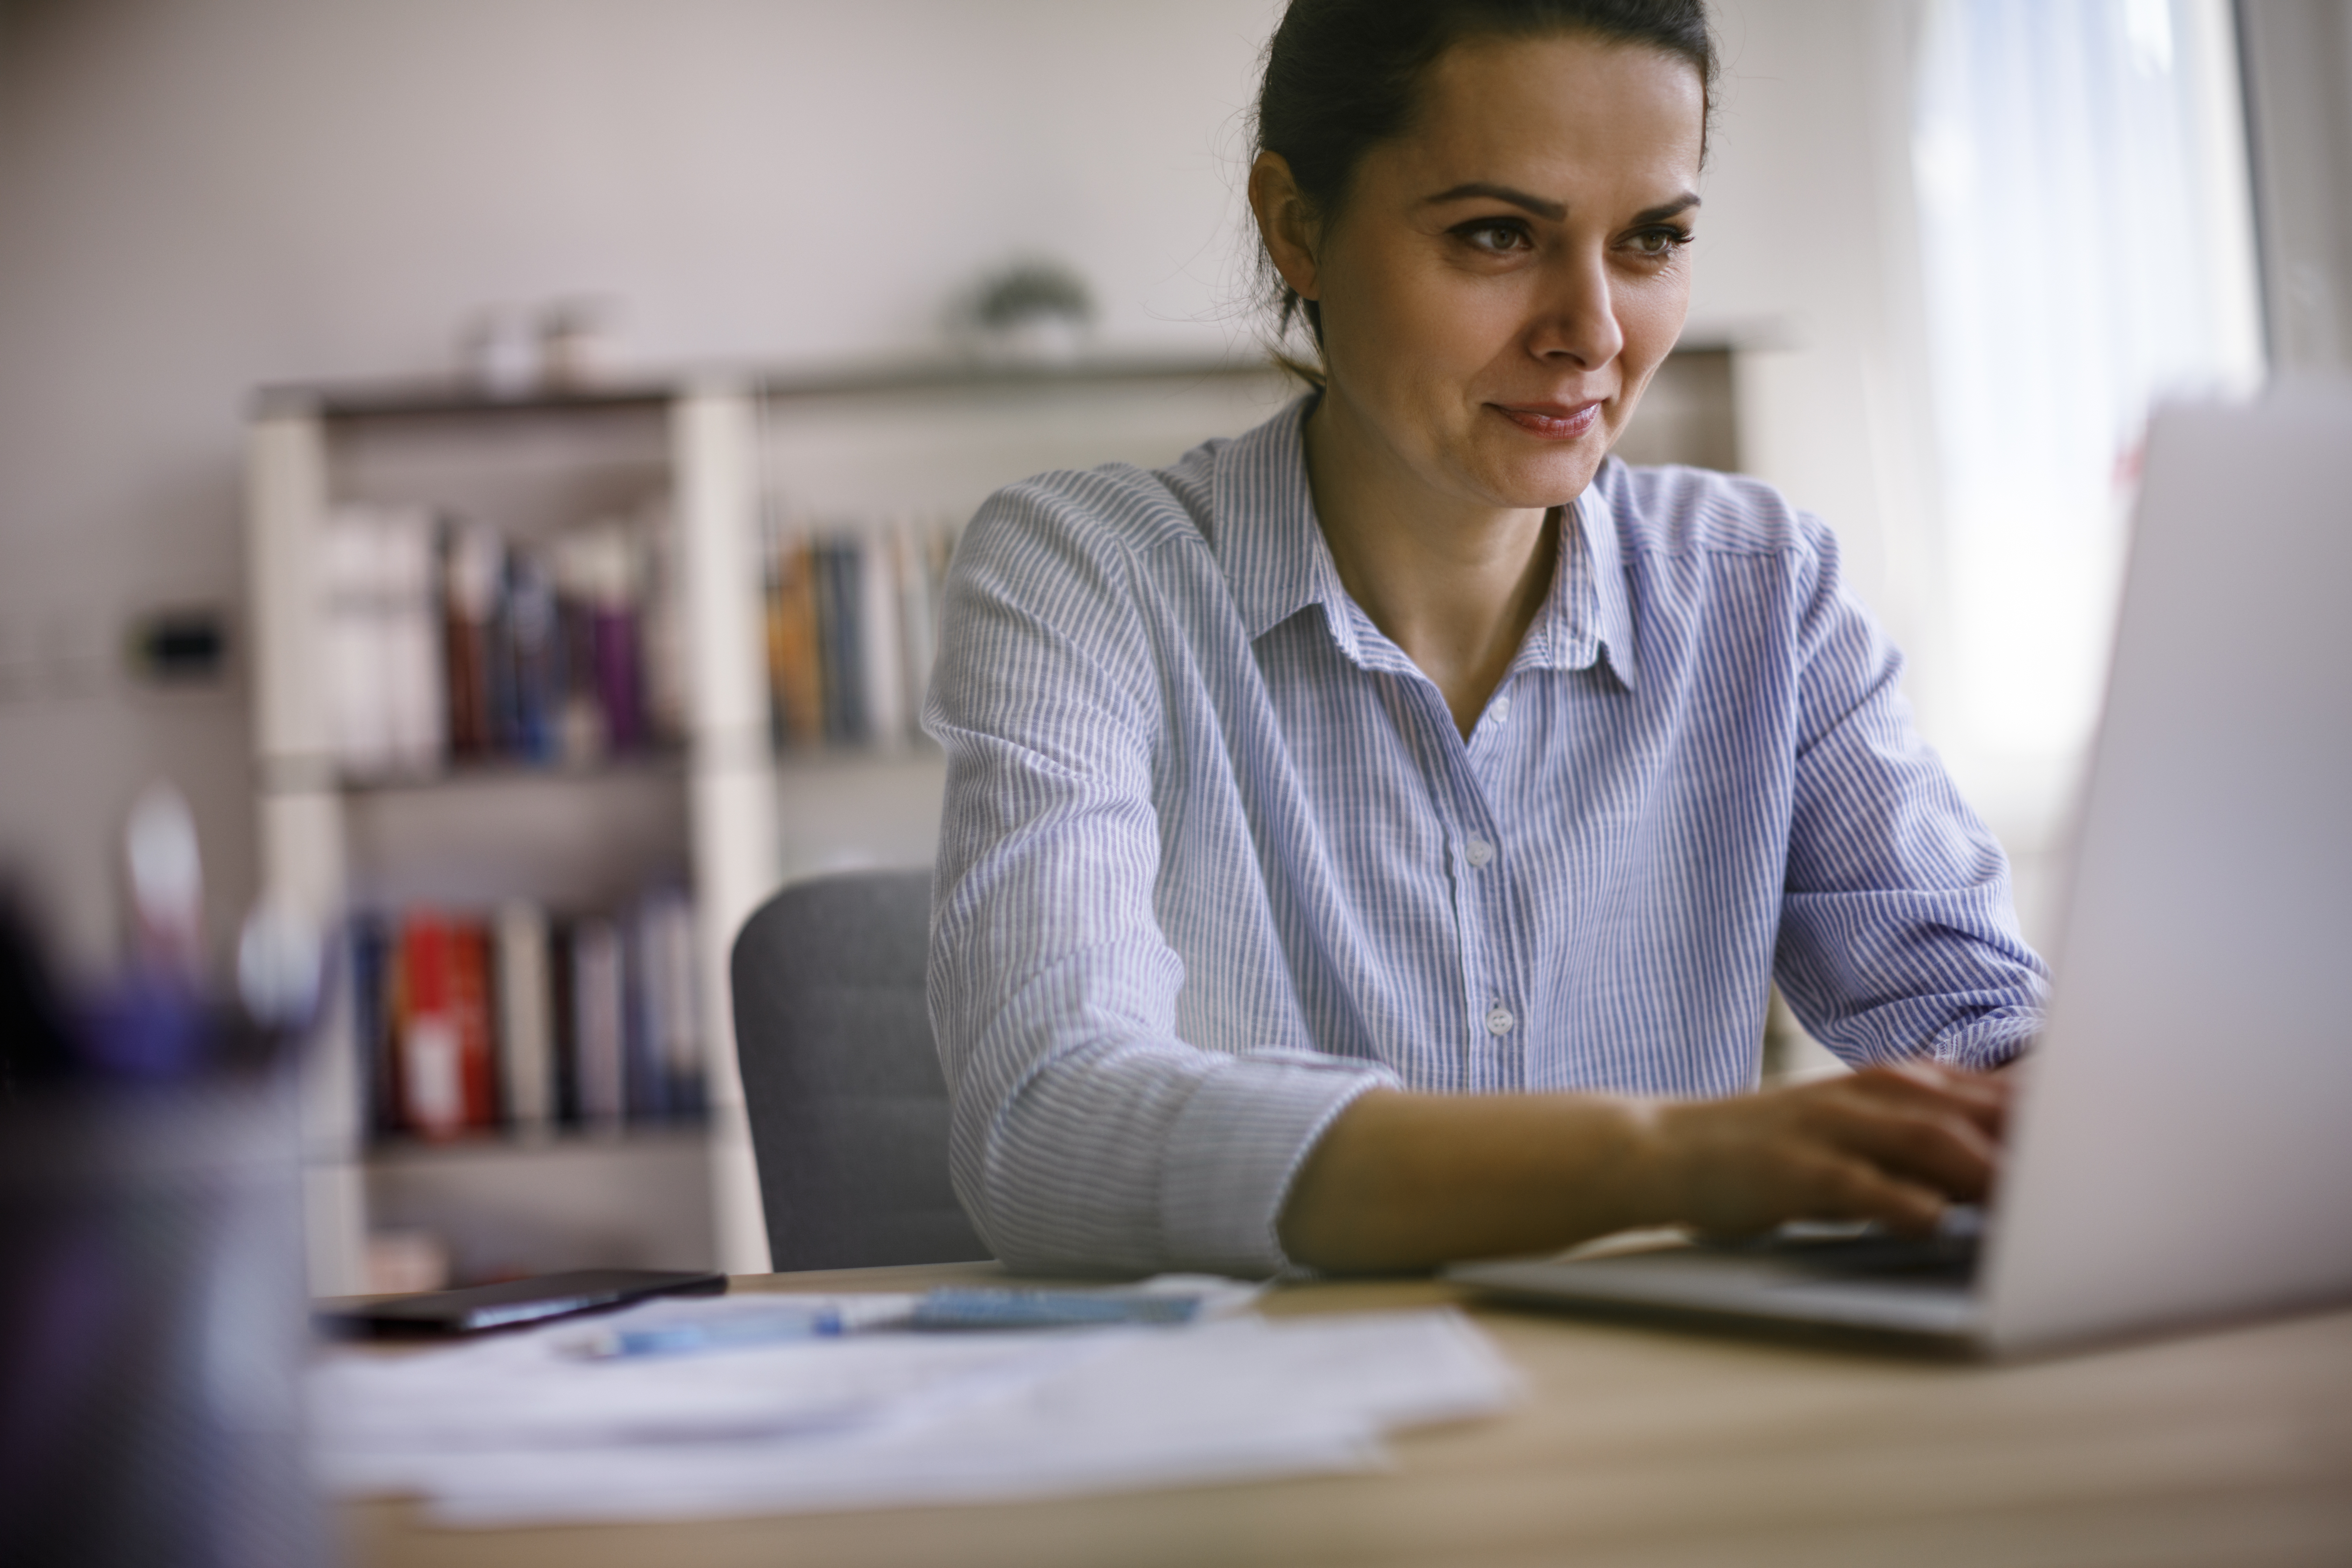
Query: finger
1797 1152 1949 1236
1853 1063 2009 1140
1813 1099 2001 1202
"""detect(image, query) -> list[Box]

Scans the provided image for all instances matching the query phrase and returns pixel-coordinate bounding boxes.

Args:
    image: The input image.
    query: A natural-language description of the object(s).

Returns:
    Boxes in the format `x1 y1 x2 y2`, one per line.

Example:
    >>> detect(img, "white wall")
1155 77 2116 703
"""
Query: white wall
0 0 1946 967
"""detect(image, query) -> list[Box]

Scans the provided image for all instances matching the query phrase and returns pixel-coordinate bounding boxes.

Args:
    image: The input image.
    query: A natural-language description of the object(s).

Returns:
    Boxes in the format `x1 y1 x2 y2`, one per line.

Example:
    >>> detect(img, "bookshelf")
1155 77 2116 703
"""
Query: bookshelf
246 356 1294 1294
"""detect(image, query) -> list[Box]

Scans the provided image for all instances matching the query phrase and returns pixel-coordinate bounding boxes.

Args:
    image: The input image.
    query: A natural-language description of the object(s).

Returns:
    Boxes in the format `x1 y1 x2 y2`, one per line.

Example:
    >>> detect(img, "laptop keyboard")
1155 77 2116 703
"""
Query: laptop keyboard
1698 1216 1982 1287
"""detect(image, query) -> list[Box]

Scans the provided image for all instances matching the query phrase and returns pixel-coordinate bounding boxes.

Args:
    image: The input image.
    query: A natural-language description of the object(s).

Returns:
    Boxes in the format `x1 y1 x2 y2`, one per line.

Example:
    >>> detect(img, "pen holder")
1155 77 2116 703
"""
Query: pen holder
0 1074 324 1568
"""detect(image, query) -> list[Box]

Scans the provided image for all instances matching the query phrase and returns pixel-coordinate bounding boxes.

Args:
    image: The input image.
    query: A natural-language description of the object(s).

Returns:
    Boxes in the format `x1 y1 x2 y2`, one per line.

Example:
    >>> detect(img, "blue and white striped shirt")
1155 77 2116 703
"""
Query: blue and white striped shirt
925 396 2046 1278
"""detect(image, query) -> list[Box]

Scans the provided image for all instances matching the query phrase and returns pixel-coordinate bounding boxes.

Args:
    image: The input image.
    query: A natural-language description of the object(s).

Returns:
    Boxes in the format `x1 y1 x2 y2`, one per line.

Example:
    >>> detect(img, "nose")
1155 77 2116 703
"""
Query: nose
1526 247 1623 369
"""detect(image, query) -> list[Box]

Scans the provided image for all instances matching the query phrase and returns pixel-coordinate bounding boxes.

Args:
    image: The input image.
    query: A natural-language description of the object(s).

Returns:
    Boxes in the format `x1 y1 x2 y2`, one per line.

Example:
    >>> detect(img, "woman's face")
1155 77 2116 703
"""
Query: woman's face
1274 31 1706 514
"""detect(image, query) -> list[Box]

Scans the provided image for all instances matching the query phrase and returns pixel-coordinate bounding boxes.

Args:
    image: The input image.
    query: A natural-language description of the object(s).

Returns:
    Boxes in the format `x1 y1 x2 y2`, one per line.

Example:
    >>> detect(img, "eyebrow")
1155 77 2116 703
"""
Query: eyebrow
1420 183 1702 225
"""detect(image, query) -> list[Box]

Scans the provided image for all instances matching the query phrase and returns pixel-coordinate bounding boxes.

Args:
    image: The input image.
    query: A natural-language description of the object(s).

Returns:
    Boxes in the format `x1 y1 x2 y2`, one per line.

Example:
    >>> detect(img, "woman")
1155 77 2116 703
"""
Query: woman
925 0 2047 1277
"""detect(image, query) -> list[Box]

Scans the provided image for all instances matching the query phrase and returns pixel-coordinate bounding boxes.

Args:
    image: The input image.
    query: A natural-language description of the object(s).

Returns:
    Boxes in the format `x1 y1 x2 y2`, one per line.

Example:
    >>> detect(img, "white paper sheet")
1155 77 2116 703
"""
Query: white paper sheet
311 1284 1517 1527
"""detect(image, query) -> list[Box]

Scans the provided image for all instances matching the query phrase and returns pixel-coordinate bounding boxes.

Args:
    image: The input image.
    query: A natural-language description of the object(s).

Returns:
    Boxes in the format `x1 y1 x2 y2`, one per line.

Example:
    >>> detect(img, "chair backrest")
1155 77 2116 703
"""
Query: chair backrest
729 869 991 1272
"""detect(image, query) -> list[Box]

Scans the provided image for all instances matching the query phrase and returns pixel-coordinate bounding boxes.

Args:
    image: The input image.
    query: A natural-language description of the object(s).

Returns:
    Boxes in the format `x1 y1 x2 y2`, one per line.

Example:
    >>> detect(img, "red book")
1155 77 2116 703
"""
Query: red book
396 915 462 1140
447 923 500 1130
396 913 499 1139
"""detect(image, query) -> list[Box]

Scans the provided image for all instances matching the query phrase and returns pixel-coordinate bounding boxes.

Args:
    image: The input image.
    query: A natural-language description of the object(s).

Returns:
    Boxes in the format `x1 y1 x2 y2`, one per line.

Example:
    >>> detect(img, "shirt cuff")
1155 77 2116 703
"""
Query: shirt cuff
1157 1051 1398 1278
1930 1007 2042 1070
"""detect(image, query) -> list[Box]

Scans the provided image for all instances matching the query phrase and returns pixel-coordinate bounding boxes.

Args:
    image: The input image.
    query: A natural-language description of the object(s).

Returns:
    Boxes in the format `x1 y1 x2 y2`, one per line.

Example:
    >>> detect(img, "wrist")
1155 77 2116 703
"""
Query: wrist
1609 1095 1687 1232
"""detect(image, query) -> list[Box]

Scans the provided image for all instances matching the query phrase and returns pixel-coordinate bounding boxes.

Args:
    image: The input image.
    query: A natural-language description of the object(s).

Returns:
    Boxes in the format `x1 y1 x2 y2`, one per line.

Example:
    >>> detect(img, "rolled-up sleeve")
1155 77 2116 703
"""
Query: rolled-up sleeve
1773 520 2050 1070
923 477 1391 1278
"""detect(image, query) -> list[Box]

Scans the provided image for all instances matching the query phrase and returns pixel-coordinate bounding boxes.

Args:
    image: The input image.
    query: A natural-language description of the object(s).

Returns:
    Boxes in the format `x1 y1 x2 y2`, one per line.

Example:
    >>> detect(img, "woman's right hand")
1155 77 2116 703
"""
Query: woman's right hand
1636 1062 2009 1239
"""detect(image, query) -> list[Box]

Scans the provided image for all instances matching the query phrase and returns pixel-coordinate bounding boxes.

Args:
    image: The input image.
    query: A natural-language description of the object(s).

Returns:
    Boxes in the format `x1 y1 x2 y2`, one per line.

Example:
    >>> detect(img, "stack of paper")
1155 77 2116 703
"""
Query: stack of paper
310 1286 1518 1527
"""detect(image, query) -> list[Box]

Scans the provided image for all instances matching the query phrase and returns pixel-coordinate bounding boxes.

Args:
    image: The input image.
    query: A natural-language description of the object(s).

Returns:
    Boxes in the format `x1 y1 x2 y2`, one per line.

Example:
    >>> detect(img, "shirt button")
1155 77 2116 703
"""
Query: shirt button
1464 837 1496 868
1490 696 1513 724
1484 1006 1516 1036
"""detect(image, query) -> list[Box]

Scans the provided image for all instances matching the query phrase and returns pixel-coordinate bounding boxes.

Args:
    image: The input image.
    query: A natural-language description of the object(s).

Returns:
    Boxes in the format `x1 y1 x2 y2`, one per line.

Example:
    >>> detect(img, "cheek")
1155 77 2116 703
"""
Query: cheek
1616 269 1692 362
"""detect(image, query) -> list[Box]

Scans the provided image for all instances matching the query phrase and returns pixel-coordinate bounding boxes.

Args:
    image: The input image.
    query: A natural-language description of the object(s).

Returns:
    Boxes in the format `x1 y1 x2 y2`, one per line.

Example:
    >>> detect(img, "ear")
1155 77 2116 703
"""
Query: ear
1248 152 1322 303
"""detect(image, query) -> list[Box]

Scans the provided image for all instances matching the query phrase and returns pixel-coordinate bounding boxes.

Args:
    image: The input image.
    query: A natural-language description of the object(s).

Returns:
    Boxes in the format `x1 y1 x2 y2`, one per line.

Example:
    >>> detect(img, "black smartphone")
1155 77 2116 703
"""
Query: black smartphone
318 1267 727 1337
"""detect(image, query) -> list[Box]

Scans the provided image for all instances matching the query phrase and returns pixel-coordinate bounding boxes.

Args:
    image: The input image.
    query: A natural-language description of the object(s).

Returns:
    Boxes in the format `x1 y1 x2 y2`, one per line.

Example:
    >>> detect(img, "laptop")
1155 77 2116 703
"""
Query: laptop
1449 392 2352 1357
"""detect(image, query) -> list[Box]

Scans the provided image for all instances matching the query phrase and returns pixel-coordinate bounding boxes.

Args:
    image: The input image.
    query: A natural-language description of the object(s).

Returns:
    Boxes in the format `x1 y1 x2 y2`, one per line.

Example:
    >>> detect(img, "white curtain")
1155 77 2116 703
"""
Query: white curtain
1912 0 2263 778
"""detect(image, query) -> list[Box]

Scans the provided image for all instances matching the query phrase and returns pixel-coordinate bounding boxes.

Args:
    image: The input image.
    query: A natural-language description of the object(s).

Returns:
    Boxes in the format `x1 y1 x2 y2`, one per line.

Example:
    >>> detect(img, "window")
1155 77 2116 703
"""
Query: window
1912 0 2262 793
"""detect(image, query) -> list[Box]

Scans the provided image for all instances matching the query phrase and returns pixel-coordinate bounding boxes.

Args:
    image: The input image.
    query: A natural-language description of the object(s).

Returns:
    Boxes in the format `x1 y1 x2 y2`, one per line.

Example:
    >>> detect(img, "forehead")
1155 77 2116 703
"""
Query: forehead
1384 30 1704 195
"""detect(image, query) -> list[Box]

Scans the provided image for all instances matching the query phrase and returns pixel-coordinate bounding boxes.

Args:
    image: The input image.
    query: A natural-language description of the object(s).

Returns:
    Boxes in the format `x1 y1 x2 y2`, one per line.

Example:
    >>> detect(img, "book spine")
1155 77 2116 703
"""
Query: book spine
771 532 824 747
448 922 499 1130
895 519 937 738
397 913 464 1140
592 603 643 754
860 523 906 749
442 522 503 761
495 900 554 1135
570 917 626 1127
640 503 688 747
548 916 579 1126
621 904 668 1121
383 510 447 774
651 889 702 1113
350 913 397 1140
504 550 561 764
321 507 393 776
821 537 868 743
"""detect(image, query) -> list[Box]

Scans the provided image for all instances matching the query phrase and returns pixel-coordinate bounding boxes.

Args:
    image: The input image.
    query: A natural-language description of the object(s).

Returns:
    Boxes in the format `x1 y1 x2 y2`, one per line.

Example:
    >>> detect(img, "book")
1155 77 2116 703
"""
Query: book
321 508 394 775
765 526 825 747
442 523 504 761
817 536 865 743
894 520 938 735
547 916 579 1126
380 509 448 774
621 908 667 1121
761 511 960 752
570 916 626 1127
496 551 562 764
495 901 555 1136
448 922 499 1129
396 914 465 1139
860 524 907 750
648 889 701 1113
639 502 688 747
350 913 397 1138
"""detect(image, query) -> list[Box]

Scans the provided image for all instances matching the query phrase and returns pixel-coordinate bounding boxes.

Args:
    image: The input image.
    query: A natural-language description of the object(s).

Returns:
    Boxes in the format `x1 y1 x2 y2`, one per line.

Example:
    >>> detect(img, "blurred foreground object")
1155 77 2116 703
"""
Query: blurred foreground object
0 822 328 1566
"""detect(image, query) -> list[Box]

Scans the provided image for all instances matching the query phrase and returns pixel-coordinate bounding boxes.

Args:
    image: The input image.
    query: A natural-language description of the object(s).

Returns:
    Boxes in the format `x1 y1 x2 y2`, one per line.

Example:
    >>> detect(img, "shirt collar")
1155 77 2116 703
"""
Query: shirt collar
1210 395 1638 690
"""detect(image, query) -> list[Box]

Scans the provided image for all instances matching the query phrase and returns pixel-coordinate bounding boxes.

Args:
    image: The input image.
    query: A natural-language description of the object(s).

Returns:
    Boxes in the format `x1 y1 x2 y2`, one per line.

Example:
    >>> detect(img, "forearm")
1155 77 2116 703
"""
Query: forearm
1276 1088 1664 1273
1277 1063 2009 1274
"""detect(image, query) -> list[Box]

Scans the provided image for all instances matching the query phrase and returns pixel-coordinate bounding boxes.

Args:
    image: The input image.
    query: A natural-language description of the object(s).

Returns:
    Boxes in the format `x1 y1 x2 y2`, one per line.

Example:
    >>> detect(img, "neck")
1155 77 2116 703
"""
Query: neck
1302 389 1559 739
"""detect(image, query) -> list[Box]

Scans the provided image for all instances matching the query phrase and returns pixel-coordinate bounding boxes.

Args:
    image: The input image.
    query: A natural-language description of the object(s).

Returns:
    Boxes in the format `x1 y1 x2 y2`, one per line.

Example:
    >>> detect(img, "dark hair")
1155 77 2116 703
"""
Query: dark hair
1253 0 1717 378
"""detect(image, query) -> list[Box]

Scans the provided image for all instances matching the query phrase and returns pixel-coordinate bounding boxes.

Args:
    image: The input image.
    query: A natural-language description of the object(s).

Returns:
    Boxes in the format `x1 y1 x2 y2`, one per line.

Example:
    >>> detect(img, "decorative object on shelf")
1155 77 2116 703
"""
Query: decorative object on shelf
539 298 619 392
952 258 1097 364
460 305 539 400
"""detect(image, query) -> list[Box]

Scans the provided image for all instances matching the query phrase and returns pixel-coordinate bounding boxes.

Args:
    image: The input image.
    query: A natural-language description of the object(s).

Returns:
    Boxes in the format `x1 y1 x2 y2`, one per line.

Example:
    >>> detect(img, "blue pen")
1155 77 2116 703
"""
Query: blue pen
579 1303 850 1359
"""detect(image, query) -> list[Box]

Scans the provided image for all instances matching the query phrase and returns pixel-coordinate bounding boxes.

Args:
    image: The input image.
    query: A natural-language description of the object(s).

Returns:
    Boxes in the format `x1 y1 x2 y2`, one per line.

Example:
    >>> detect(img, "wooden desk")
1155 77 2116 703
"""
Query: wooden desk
344 1263 2352 1567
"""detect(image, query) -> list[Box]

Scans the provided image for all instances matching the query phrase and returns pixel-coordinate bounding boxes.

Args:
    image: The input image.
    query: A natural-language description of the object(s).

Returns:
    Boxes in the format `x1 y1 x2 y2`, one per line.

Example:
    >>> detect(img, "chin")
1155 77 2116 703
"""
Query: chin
1482 446 1607 510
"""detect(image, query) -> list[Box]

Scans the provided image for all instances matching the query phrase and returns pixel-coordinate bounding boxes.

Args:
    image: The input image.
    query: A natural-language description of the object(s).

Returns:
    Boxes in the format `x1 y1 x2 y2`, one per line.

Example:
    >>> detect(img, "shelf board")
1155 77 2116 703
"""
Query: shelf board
254 352 1284 424
365 1120 710 1166
335 749 688 796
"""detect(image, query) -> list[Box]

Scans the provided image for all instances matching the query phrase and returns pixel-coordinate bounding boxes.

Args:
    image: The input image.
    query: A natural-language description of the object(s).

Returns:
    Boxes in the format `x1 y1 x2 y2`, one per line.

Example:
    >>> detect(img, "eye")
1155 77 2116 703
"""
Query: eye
1451 218 1533 255
1624 225 1694 260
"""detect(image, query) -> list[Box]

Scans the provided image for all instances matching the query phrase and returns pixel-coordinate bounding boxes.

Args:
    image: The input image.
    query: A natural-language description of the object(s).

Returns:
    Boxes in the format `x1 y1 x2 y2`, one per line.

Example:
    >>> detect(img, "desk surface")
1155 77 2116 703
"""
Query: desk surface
344 1263 2352 1568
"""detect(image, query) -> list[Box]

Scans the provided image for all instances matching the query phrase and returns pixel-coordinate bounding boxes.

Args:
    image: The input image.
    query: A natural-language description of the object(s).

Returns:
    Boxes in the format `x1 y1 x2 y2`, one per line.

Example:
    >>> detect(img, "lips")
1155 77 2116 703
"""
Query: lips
1493 400 1604 439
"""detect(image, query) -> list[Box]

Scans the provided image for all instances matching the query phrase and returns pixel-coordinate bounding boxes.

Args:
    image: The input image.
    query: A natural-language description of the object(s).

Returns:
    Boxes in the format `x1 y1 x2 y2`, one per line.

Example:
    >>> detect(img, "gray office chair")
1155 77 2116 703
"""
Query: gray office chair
729 869 992 1272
